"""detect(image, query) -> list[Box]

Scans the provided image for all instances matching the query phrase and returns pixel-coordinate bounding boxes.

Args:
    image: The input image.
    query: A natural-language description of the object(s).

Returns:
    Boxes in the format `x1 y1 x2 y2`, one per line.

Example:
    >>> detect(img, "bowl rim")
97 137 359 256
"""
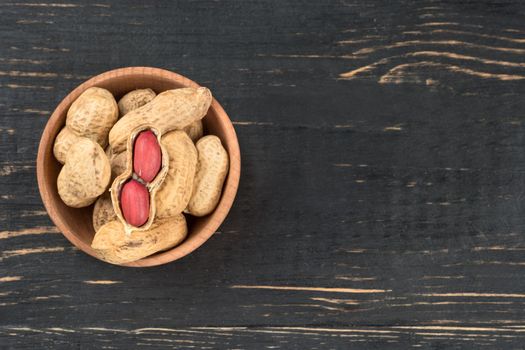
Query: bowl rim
36 66 241 267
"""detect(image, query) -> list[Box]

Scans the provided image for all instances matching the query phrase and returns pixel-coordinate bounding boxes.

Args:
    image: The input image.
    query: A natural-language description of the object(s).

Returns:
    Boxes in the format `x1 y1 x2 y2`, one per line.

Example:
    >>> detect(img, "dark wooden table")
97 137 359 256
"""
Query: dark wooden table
2 1 525 348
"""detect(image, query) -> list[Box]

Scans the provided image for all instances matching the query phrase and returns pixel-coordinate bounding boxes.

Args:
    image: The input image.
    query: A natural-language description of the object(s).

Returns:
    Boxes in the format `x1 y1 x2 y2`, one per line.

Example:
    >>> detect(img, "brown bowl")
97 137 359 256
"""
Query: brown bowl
37 67 241 267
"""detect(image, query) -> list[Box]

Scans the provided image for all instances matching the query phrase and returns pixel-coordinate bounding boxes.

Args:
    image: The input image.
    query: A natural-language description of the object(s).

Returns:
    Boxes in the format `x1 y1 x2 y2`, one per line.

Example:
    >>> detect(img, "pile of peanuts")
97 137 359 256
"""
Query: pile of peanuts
53 87 229 264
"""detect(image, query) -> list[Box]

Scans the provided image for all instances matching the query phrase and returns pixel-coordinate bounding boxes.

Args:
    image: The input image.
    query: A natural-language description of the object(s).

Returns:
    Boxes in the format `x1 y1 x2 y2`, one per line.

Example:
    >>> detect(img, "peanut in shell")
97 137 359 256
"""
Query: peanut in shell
109 87 212 153
183 120 204 142
91 214 188 264
117 88 156 117
186 135 229 216
92 191 117 232
155 130 198 219
57 138 111 208
66 87 118 148
53 126 85 164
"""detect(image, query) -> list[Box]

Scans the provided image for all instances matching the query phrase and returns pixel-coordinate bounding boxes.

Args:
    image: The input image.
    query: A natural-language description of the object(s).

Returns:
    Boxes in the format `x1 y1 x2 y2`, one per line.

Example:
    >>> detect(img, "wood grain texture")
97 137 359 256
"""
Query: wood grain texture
1 0 525 348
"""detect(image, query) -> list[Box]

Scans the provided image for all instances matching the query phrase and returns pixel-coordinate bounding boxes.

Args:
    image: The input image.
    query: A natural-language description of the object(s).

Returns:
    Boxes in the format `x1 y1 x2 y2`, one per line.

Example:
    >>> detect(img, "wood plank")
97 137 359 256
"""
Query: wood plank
1 0 525 348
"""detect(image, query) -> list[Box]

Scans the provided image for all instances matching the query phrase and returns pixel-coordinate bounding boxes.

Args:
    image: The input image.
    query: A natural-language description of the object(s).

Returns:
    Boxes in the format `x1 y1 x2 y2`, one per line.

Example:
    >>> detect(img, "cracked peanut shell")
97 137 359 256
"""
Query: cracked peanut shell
110 126 169 233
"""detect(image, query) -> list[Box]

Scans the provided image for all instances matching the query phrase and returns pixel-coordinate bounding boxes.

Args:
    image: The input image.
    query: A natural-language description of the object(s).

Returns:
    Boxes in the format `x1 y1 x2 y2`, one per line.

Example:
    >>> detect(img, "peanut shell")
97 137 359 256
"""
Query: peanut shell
91 214 188 264
155 131 198 219
110 126 169 233
105 146 127 180
109 87 212 153
183 120 204 142
92 192 117 232
57 138 111 208
186 135 229 216
53 126 84 164
66 87 118 148
117 88 156 117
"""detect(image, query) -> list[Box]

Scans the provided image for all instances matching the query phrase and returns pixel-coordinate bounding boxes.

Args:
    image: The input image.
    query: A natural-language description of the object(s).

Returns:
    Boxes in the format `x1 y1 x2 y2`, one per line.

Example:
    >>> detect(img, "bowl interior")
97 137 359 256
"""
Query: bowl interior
38 68 239 267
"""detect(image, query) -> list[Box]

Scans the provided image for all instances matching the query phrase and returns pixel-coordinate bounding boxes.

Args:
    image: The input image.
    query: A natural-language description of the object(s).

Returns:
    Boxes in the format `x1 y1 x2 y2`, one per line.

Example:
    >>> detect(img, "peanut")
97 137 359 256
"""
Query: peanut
109 87 212 153
110 126 169 232
186 135 229 216
133 130 162 182
155 131 198 218
120 179 150 227
53 126 84 164
57 138 111 208
91 214 188 264
183 120 204 142
117 88 156 117
92 192 116 232
66 87 118 148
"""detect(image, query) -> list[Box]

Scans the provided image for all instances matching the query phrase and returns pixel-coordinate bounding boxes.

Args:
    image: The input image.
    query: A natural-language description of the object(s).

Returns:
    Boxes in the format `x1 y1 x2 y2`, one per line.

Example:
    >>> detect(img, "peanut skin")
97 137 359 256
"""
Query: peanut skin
66 87 118 148
117 88 156 117
57 138 111 208
109 87 212 153
120 179 150 227
91 214 188 264
92 192 117 232
155 131 198 219
133 130 162 182
53 126 84 164
186 135 229 216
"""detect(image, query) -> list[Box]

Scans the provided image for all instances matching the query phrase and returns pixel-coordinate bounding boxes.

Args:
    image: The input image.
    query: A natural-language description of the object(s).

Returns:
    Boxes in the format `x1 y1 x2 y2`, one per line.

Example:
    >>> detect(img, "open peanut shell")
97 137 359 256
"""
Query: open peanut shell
110 125 169 234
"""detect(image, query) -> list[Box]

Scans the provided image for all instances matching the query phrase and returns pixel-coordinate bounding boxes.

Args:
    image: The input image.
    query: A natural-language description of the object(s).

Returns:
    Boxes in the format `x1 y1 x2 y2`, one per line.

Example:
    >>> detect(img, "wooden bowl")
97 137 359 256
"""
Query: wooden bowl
37 67 241 267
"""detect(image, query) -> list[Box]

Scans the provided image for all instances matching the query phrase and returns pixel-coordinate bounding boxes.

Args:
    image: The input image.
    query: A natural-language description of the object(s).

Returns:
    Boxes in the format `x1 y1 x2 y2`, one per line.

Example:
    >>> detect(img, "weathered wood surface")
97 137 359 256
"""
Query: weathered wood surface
2 0 525 348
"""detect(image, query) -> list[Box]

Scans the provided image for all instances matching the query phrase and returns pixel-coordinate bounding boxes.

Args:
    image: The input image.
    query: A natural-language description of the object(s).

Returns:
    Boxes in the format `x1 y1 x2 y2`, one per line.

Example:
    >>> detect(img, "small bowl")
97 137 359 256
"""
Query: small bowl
37 67 241 267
